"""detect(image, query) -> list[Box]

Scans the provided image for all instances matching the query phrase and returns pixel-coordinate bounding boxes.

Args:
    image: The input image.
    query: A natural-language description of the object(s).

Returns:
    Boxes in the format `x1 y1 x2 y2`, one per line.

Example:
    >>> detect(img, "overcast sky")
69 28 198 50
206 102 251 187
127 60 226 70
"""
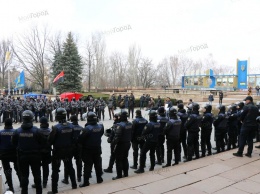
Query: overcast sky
1 0 260 73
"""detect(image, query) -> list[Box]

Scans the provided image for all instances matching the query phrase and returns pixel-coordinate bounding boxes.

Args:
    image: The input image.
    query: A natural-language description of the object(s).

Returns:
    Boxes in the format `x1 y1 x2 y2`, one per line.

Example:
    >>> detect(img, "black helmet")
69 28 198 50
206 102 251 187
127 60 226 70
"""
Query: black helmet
237 102 244 109
149 110 157 120
119 110 128 121
87 112 97 123
22 110 34 122
178 103 184 109
55 108 67 121
192 103 200 111
231 105 237 111
219 105 226 112
157 107 165 114
169 107 177 117
70 115 78 122
114 113 119 119
204 104 212 112
135 110 142 116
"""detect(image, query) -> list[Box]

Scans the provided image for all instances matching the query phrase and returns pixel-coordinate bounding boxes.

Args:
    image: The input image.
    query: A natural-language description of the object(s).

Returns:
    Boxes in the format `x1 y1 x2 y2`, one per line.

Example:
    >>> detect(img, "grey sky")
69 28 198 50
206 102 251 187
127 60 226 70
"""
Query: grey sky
1 0 259 73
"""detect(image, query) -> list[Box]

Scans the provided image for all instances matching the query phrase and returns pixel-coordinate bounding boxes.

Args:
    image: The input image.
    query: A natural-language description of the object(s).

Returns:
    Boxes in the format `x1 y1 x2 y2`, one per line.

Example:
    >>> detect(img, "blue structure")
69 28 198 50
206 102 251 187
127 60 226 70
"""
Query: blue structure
182 59 260 90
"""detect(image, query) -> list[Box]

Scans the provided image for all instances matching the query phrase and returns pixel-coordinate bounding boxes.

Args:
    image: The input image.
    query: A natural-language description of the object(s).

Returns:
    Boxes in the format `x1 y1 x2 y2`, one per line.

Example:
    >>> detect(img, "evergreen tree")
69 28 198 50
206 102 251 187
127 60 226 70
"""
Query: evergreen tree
52 47 63 91
54 32 83 93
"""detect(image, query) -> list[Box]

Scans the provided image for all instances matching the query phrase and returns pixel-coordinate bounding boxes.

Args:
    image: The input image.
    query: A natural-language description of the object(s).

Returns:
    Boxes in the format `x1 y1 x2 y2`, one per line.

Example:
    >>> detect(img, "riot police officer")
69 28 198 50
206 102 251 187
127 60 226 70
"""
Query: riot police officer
162 108 181 167
130 110 148 169
0 119 20 192
233 96 258 157
78 112 104 187
104 113 120 173
213 105 228 153
47 108 77 194
12 110 46 194
237 102 244 146
184 103 202 161
156 107 168 165
201 104 214 157
62 115 83 184
134 110 160 173
112 110 132 180
227 105 238 150
63 98 71 120
32 117 51 189
177 103 188 160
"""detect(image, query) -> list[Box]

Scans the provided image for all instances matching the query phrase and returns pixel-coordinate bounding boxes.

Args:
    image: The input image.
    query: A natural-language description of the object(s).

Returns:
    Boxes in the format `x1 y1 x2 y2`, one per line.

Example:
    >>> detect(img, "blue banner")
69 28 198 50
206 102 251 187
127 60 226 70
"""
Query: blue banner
14 70 25 89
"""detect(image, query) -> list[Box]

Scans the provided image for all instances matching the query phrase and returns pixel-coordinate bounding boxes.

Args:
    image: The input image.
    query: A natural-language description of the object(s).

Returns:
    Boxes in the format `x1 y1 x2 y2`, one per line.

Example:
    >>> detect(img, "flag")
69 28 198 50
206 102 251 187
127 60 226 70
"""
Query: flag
14 71 25 89
53 71 64 84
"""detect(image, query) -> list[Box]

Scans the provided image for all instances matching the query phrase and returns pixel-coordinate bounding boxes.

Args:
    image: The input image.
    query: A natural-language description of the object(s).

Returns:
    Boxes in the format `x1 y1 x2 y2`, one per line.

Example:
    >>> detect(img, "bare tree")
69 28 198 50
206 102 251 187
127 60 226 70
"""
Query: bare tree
109 52 126 88
138 58 156 88
169 56 179 86
179 56 193 77
156 58 171 87
0 39 13 87
12 26 50 89
127 44 141 87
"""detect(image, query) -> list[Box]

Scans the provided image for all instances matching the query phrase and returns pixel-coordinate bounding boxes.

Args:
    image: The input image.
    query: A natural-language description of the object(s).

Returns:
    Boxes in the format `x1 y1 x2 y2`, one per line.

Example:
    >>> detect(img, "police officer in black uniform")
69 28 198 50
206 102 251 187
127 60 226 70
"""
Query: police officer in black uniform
184 103 202 161
156 107 168 165
62 115 83 184
112 110 132 180
163 108 181 167
200 104 214 157
12 110 46 194
32 116 51 189
177 103 188 160
0 119 20 192
227 105 238 150
234 96 259 157
47 108 77 194
130 110 148 169
78 112 104 187
134 110 160 173
237 102 244 146
213 105 228 153
104 113 120 173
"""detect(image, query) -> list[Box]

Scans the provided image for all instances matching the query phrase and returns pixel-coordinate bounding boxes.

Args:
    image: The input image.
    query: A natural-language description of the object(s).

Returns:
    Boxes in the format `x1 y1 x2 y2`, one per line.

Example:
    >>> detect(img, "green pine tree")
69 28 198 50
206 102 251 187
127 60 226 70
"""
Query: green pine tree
55 32 83 93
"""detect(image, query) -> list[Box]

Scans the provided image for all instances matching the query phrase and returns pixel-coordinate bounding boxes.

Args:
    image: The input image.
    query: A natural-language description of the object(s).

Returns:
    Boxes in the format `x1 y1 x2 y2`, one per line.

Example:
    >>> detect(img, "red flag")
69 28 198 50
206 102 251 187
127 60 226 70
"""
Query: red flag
53 71 64 84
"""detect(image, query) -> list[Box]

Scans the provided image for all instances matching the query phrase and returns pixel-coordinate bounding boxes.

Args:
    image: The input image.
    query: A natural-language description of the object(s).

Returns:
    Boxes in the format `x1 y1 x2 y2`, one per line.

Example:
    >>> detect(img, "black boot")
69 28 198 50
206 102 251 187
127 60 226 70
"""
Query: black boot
104 168 113 173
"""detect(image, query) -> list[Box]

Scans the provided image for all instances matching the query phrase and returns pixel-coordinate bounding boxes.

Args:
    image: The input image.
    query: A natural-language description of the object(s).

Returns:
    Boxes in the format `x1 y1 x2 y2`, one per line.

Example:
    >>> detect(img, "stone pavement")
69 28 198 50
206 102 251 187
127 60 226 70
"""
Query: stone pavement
61 146 260 194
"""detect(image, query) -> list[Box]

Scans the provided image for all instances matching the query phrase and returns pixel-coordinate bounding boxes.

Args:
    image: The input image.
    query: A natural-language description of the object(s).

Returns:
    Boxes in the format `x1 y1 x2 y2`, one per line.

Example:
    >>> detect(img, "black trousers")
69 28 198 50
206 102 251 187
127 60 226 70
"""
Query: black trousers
179 129 187 158
108 108 114 119
41 152 51 184
51 155 76 193
139 141 157 170
81 149 102 184
132 140 145 166
215 130 226 153
107 144 116 169
201 128 212 156
187 132 199 161
1 155 20 191
228 130 237 149
156 135 165 163
115 142 131 178
238 126 257 155
19 155 42 194
64 149 82 180
166 138 179 165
